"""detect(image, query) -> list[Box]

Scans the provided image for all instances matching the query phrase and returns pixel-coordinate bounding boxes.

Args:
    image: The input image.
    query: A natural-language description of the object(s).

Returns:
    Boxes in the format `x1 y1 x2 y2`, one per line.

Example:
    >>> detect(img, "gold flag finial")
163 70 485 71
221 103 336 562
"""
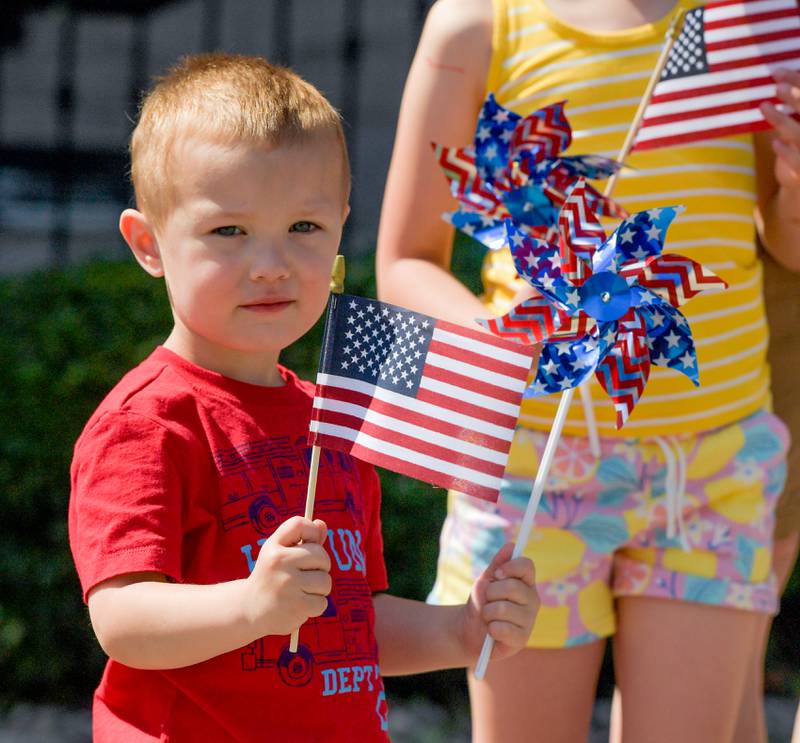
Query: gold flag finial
668 8 688 40
330 255 346 294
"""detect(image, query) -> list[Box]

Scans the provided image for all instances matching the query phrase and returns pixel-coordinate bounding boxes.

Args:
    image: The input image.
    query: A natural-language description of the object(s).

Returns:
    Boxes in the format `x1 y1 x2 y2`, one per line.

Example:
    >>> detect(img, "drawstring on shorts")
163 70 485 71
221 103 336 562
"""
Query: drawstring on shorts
652 436 690 551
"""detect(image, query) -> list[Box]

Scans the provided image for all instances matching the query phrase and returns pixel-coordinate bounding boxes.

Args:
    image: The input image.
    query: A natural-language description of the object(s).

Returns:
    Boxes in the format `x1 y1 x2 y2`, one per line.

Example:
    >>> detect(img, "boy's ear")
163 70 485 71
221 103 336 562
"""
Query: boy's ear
119 208 164 278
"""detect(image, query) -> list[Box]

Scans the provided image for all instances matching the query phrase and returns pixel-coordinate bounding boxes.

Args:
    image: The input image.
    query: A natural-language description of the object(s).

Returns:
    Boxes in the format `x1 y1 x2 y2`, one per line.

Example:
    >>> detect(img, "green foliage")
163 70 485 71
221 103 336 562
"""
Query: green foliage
0 254 453 706
0 260 173 705
2 246 797 710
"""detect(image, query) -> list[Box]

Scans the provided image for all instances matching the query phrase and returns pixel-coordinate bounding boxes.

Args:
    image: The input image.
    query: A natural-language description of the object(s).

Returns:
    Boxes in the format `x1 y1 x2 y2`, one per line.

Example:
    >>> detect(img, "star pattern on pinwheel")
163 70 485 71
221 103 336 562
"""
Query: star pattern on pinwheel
478 180 728 427
432 94 627 250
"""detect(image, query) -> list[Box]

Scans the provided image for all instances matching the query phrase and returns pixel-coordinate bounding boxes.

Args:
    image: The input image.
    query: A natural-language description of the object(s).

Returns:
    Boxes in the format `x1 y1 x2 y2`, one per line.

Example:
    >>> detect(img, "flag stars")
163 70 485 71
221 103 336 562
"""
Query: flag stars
531 379 548 395
645 224 661 242
542 358 559 375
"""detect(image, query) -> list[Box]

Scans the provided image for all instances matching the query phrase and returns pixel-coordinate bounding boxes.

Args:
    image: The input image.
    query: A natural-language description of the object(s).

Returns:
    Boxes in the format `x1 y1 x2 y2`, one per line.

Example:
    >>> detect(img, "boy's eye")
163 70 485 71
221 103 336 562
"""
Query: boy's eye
290 221 319 234
213 226 244 237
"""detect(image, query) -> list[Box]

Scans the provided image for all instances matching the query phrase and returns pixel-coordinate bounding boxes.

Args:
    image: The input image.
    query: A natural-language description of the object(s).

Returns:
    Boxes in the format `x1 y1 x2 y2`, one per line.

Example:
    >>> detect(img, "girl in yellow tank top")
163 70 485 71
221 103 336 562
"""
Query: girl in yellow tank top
377 0 800 740
484 0 770 438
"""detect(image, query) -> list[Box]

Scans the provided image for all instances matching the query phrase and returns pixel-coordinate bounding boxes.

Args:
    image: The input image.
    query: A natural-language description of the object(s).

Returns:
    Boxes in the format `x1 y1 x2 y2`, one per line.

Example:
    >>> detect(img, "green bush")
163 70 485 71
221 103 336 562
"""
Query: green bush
0 252 465 707
2 243 797 711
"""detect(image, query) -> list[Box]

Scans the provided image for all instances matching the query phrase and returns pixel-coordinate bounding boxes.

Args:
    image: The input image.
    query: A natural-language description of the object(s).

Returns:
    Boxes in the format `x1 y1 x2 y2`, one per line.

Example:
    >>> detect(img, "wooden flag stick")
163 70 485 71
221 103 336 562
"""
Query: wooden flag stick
476 9 688 681
288 255 345 654
572 8 687 457
605 8 687 196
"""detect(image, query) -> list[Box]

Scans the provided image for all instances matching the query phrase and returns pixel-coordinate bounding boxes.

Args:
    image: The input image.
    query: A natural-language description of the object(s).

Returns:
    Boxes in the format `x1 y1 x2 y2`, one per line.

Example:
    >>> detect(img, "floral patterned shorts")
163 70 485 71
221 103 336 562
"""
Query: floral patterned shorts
428 410 790 648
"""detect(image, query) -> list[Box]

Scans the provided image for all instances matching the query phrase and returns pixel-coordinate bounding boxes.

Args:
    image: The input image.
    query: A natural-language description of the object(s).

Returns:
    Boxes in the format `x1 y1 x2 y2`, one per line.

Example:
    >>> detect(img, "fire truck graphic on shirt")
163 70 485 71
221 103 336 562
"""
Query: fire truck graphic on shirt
212 434 381 703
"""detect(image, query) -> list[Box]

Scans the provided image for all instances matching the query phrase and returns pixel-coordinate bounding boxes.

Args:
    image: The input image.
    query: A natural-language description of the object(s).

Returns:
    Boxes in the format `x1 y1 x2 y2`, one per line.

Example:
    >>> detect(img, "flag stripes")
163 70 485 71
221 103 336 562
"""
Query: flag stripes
309 295 536 501
634 0 800 150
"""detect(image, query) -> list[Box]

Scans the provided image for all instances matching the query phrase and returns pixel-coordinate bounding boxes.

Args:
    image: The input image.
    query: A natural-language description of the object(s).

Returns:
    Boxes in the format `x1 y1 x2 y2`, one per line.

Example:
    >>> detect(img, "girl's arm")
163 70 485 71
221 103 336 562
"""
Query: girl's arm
755 69 800 272
373 544 538 676
376 0 494 324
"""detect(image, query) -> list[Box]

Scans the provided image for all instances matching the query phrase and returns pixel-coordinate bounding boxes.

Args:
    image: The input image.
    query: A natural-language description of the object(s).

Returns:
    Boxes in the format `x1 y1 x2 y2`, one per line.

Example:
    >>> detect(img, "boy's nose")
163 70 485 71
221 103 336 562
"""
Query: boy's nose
249 243 291 282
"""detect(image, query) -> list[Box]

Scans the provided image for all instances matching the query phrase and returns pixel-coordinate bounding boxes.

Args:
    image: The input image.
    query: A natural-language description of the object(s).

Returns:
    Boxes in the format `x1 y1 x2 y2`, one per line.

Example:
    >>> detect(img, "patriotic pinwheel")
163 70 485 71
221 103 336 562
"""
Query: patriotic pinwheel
479 180 728 427
432 94 627 250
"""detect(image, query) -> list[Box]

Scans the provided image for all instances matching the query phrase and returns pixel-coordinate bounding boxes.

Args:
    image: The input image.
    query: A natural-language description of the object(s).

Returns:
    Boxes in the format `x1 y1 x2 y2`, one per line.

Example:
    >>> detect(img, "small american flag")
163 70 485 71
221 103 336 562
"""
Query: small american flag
633 0 800 151
308 294 536 501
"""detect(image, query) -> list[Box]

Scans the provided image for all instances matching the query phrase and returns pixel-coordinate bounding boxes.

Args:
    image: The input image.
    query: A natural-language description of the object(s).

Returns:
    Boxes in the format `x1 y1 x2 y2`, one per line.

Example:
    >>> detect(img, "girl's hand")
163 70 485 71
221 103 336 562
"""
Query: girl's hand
459 542 539 662
761 68 800 192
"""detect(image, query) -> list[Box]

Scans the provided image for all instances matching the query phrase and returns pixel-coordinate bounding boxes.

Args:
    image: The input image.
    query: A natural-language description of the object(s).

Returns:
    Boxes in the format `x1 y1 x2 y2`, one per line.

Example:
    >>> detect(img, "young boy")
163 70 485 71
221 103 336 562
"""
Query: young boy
68 53 539 742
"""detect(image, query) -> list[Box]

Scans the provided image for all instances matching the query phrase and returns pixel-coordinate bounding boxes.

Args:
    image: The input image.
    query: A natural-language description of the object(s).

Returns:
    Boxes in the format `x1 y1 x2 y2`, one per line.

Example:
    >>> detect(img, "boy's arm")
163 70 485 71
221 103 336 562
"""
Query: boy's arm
87 517 331 670
755 69 800 273
375 0 494 324
373 543 538 676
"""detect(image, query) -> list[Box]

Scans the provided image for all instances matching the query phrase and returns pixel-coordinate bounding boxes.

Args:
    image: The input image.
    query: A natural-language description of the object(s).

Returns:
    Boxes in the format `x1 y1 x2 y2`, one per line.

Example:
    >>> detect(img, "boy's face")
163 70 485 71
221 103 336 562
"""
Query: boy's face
129 134 348 382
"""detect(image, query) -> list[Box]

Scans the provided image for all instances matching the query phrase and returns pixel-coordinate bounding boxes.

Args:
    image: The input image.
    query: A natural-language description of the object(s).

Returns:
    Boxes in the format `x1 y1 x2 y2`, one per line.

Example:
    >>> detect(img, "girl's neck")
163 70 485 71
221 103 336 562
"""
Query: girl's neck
542 0 680 32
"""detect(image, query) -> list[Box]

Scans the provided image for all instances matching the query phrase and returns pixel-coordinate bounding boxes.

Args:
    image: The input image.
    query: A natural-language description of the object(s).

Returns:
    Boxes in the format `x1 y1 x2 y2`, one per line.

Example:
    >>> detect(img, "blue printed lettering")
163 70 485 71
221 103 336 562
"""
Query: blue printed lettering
239 538 267 573
328 529 352 571
328 528 366 574
337 667 353 694
321 669 338 697
352 665 364 692
365 664 374 692
319 664 380 697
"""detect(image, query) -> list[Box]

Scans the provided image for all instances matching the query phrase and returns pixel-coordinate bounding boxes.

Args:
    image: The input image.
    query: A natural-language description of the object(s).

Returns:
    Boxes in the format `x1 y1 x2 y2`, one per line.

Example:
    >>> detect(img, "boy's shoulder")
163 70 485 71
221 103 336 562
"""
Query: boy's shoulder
77 347 317 447
81 346 200 436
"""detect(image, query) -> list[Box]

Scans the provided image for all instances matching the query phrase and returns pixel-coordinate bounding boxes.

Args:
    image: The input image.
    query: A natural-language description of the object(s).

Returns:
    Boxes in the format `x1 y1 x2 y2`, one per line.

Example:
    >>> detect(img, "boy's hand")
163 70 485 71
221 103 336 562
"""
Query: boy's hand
459 543 539 662
242 516 332 636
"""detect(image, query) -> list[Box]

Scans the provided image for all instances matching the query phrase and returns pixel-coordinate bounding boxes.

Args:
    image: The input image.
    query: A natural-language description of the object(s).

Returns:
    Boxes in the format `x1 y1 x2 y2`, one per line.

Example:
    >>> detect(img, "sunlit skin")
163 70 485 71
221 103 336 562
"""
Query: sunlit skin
375 0 800 741
99 126 540 678
120 133 349 387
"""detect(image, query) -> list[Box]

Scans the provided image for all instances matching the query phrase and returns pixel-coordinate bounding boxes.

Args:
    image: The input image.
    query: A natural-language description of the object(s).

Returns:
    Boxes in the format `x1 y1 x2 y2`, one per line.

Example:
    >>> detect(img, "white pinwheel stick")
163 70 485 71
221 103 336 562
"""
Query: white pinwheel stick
573 7 687 458
288 255 345 654
474 387 575 678
476 8 688 682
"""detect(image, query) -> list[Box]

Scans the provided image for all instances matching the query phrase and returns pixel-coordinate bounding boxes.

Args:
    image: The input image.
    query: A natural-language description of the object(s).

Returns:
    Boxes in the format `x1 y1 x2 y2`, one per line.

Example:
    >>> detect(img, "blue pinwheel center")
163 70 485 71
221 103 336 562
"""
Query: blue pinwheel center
504 185 556 228
578 271 632 322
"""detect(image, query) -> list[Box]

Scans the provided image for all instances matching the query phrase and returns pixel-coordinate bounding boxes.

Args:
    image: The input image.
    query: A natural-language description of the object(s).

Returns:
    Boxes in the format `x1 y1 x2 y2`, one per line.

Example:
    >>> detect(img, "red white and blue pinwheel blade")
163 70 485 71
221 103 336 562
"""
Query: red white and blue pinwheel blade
595 206 684 274
641 302 700 386
558 178 605 279
477 294 563 345
432 143 502 211
510 100 572 162
506 221 580 313
594 310 651 428
634 254 728 307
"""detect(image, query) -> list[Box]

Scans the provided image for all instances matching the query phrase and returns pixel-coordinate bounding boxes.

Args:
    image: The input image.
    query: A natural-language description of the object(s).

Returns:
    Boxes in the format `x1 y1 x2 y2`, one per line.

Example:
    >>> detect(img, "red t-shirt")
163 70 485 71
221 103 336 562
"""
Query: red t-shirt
69 346 390 742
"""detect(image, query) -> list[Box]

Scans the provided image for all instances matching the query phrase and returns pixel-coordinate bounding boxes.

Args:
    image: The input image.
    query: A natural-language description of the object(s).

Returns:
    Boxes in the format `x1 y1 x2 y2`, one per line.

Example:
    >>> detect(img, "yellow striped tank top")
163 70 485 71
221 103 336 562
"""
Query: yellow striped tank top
483 0 771 438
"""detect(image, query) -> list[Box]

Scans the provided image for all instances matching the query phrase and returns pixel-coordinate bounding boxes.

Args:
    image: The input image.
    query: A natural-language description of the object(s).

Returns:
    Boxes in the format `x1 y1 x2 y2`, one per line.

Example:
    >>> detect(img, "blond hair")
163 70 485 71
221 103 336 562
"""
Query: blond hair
130 53 350 226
